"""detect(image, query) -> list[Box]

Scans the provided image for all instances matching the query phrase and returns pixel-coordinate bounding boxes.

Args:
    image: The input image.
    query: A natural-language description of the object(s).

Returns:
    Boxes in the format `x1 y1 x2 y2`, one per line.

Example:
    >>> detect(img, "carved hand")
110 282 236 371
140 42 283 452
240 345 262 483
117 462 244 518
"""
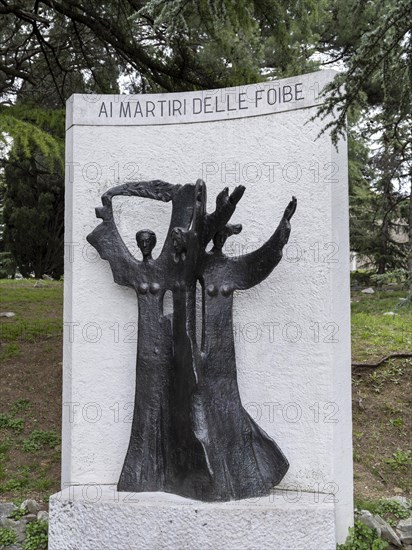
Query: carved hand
216 187 229 209
95 194 113 221
283 196 297 221
229 185 246 205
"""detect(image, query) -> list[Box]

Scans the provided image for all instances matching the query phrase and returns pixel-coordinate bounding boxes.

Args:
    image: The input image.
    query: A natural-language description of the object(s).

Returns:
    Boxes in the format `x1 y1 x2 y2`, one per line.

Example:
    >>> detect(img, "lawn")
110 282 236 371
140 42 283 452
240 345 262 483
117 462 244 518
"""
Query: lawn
351 288 411 500
0 280 63 502
351 289 412 362
0 279 411 503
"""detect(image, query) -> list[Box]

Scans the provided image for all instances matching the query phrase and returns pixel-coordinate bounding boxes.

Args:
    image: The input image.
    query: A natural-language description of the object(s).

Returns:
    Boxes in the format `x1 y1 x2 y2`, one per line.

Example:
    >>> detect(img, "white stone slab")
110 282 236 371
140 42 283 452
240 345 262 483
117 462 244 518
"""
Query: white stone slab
66 70 335 128
62 70 353 543
49 486 336 550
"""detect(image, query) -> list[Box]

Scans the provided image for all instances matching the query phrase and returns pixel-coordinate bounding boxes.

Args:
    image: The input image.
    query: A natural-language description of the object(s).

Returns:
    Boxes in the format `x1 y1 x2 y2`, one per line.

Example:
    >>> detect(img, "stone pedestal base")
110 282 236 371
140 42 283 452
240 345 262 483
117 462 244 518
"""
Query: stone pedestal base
49 486 336 550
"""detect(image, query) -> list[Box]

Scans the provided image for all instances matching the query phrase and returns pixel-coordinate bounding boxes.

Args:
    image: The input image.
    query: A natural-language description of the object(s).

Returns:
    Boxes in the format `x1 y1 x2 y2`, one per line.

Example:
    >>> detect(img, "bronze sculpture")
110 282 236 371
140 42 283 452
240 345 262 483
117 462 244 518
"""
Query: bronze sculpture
87 179 296 501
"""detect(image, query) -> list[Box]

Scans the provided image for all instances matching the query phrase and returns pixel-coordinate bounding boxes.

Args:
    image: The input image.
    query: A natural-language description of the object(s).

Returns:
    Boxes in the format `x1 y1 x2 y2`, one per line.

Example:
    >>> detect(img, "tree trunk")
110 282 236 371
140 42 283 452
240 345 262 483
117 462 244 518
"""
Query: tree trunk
377 131 394 275
408 171 412 290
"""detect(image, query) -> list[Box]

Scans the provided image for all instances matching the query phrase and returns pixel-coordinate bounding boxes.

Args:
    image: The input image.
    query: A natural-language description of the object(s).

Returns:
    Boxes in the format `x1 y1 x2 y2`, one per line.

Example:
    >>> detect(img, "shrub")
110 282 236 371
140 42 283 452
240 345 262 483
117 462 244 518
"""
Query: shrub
338 520 388 549
350 270 373 287
24 520 48 550
0 527 17 546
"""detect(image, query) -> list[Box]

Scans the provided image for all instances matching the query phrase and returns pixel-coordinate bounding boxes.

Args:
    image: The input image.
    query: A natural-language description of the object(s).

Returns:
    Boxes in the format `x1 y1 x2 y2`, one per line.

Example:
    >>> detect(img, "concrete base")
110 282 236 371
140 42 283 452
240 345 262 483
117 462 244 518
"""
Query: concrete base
49 486 336 550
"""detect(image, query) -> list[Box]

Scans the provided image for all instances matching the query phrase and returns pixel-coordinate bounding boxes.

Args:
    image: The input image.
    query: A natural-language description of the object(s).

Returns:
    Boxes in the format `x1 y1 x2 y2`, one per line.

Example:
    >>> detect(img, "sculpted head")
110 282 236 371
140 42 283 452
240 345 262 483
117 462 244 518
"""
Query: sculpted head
136 229 157 260
195 179 206 210
171 227 187 254
213 224 242 251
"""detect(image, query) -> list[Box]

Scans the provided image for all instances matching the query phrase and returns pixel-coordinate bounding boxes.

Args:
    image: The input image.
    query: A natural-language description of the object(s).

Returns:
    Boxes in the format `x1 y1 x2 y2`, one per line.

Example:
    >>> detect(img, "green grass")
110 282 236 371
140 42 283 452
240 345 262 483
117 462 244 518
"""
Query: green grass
0 414 25 433
0 279 63 347
11 399 31 415
385 449 412 471
0 342 21 359
0 437 12 456
22 430 61 453
0 278 63 303
0 466 31 493
0 279 63 501
351 290 412 362
0 398 60 501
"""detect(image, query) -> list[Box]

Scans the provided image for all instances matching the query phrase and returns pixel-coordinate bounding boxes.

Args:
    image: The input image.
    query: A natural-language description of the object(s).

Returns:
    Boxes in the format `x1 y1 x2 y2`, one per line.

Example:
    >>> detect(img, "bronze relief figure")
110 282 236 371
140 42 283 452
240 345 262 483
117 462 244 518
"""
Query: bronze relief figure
87 178 296 501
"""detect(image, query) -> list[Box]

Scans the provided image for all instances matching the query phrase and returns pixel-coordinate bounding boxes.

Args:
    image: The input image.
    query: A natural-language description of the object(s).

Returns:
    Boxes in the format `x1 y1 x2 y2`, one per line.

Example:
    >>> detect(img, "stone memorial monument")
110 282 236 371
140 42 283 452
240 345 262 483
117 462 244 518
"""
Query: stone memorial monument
49 70 353 549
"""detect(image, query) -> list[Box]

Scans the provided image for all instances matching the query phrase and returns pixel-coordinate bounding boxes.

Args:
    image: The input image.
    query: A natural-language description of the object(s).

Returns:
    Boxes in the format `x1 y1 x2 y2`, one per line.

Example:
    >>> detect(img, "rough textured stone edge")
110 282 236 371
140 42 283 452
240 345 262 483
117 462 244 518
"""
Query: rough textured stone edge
49 487 336 550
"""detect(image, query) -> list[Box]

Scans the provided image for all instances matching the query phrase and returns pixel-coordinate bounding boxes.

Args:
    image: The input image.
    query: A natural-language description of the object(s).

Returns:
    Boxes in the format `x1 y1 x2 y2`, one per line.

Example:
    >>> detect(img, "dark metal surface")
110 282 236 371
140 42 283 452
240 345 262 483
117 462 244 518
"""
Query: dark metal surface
87 179 296 501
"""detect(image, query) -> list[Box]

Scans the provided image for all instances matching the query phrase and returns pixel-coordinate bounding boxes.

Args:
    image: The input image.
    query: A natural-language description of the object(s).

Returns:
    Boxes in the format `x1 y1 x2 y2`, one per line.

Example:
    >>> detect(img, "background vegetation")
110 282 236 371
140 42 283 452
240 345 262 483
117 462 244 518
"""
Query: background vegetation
0 0 410 280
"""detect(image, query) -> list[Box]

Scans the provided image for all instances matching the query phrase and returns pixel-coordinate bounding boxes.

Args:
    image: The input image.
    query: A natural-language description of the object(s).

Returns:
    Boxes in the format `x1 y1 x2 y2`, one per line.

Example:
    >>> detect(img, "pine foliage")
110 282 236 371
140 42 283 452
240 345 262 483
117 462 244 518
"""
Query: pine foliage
0 104 64 167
